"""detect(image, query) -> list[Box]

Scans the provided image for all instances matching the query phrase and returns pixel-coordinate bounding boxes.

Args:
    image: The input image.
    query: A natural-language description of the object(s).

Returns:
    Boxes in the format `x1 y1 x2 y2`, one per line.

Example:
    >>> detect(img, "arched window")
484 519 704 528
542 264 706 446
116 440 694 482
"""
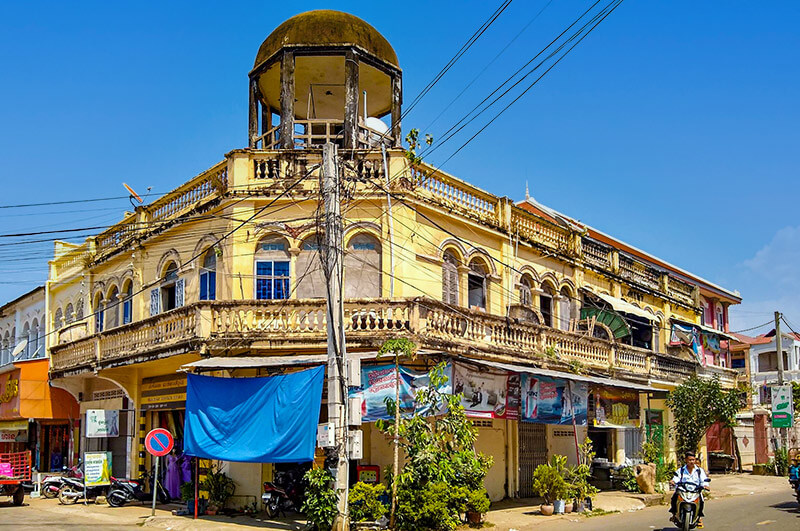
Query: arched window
21 322 30 359
1 331 9 366
442 250 460 305
106 286 120 329
255 236 290 300
716 303 725 331
94 294 104 333
539 283 555 327
518 275 533 306
467 258 487 310
75 299 84 320
344 233 381 299
199 249 217 301
54 308 64 330
558 287 573 331
64 303 74 325
159 262 181 312
122 281 133 324
296 235 325 299
30 318 40 358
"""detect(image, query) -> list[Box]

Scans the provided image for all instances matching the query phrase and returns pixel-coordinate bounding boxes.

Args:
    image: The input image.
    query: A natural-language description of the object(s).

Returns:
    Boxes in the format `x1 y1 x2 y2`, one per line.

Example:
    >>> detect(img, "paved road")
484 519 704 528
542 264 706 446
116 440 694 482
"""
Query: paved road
532 490 799 530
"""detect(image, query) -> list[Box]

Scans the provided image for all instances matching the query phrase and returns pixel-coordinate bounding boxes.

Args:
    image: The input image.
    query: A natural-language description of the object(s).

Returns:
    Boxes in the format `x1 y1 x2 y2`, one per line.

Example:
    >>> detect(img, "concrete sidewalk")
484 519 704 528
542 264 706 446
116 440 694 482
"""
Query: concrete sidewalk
17 473 790 530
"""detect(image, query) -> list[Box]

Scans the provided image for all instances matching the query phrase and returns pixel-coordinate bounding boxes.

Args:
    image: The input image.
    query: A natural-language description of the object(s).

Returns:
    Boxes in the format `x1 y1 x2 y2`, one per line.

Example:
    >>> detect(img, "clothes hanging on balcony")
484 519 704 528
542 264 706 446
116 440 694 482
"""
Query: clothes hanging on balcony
183 366 323 463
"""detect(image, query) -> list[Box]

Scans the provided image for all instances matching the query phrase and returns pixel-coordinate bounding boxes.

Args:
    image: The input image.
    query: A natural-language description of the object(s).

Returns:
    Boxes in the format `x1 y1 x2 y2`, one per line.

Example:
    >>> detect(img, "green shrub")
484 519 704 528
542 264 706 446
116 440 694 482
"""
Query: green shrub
772 447 789 476
396 482 460 531
301 468 338 530
532 455 569 503
465 487 491 514
348 482 387 522
200 464 236 508
619 466 640 493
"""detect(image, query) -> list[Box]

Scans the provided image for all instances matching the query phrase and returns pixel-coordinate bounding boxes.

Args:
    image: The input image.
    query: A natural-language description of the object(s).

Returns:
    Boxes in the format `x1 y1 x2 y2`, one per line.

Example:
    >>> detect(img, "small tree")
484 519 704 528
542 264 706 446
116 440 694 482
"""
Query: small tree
666 376 741 458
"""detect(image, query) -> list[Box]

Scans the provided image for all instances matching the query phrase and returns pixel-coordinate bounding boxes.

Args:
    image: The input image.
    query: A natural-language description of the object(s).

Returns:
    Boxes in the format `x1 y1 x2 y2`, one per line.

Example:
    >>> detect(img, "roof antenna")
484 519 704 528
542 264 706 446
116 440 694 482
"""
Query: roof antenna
124 183 143 209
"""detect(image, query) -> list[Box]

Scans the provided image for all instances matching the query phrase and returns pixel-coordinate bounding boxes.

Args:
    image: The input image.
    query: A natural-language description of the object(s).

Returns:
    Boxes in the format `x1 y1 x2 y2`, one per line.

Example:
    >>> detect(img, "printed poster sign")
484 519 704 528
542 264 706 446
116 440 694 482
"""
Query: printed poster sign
350 363 452 422
520 374 587 425
84 451 112 487
86 409 119 438
771 385 794 428
594 387 641 427
453 363 519 419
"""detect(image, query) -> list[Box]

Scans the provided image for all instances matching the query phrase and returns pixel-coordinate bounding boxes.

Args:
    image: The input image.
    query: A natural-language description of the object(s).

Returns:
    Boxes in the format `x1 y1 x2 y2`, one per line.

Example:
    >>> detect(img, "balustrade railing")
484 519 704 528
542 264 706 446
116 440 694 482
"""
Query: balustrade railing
510 209 570 252
619 255 661 291
667 276 695 306
418 173 498 221
149 162 228 223
50 298 701 384
582 238 611 269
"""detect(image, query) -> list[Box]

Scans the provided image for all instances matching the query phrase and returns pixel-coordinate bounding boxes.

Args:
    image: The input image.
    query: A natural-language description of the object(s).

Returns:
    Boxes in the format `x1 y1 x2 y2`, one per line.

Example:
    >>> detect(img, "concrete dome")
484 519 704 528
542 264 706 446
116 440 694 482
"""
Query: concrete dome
254 10 399 69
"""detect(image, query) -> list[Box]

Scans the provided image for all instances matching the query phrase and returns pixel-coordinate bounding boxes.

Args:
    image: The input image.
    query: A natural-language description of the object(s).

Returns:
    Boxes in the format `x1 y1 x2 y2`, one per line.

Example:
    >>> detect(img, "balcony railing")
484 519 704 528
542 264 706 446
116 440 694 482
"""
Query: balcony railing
254 120 394 150
582 238 611 269
619 254 661 292
698 364 739 387
510 209 571 254
50 298 700 387
418 172 499 224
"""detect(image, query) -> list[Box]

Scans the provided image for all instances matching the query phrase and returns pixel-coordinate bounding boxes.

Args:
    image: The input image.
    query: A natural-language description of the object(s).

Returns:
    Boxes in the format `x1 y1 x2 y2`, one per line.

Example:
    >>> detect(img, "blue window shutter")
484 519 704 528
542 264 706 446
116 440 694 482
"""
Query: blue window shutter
199 272 208 301
150 288 160 316
209 272 216 300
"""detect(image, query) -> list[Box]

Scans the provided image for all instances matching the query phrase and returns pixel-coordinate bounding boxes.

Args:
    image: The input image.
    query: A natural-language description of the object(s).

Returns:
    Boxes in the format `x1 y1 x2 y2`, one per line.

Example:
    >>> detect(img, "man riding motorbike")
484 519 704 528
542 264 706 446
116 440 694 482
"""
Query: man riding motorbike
669 451 710 528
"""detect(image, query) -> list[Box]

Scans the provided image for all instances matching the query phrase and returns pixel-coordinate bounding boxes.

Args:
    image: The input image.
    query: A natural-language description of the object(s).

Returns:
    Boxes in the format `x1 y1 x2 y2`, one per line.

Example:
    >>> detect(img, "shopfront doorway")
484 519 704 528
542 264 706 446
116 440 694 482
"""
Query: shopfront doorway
518 422 547 497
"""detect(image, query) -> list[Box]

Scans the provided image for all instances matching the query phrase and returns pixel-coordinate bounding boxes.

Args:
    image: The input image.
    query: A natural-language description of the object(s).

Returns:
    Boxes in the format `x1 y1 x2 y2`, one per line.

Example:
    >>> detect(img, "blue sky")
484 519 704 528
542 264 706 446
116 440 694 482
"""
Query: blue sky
0 1 797 333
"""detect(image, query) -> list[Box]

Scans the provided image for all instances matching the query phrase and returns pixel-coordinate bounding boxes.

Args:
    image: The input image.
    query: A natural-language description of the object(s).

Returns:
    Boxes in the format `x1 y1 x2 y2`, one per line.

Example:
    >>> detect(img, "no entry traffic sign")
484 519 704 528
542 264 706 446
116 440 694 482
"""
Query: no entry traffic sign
145 428 174 457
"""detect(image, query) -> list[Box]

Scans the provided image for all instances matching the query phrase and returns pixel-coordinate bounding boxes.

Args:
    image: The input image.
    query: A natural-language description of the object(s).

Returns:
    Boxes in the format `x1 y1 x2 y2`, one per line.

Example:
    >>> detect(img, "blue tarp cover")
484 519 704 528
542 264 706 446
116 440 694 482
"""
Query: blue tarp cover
183 366 324 463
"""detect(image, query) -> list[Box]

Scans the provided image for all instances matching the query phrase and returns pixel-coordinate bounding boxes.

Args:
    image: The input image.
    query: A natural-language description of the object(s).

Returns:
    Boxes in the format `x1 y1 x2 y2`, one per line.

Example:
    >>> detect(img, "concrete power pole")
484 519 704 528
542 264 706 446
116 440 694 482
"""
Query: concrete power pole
774 311 788 450
322 143 350 531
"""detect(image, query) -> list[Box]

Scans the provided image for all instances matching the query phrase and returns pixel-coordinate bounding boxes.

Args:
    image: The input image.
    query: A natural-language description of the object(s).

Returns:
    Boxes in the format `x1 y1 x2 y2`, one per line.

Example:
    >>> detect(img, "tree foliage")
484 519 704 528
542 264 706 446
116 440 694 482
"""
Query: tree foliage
301 468 338 531
376 362 493 530
666 376 741 457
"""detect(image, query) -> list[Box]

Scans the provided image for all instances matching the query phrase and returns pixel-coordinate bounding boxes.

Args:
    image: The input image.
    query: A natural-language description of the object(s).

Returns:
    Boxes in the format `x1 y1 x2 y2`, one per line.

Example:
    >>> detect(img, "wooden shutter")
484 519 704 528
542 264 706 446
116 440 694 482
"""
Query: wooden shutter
150 288 160 316
442 254 459 305
175 278 185 308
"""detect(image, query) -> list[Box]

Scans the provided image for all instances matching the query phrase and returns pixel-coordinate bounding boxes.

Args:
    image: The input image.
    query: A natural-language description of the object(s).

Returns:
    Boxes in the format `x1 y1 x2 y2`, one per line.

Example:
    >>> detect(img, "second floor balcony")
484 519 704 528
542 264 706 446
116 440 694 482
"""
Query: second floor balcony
49 297 735 387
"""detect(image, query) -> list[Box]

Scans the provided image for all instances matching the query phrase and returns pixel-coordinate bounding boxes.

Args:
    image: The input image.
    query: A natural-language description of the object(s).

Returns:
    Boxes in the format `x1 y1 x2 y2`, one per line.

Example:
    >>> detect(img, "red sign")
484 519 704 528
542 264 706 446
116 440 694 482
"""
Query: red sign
144 428 174 457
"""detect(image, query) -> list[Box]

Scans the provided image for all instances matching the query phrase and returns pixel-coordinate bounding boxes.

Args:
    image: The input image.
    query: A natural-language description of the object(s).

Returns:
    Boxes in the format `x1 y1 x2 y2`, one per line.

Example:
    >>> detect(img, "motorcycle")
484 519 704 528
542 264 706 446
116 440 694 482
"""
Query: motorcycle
791 477 800 503
262 470 304 518
673 481 706 531
57 475 107 505
106 470 170 507
41 462 83 499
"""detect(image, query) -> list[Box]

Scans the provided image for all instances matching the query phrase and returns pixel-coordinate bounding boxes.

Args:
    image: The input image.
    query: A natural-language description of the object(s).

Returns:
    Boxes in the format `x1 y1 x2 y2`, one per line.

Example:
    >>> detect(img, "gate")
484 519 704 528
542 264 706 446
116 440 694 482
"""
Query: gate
518 422 547 497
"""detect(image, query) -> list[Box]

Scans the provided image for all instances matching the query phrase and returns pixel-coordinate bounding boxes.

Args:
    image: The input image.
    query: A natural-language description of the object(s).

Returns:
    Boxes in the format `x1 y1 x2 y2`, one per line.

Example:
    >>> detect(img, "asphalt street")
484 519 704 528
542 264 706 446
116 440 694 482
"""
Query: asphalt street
533 489 800 530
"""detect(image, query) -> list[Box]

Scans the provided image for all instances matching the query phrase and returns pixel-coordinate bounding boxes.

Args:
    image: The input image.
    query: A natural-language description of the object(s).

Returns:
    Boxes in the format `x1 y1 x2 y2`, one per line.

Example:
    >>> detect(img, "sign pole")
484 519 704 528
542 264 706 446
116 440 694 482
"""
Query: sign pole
194 457 198 519
151 455 159 516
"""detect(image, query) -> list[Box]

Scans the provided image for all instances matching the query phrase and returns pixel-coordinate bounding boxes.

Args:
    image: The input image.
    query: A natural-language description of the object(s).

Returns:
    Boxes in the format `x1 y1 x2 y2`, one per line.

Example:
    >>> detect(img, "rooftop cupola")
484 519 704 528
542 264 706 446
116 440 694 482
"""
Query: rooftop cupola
249 10 402 150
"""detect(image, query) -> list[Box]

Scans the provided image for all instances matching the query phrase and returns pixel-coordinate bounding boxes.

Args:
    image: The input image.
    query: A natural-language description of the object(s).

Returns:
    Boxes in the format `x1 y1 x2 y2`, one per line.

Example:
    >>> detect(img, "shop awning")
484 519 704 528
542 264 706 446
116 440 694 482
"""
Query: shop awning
181 351 442 372
474 359 661 393
670 318 736 340
580 307 631 339
591 292 656 322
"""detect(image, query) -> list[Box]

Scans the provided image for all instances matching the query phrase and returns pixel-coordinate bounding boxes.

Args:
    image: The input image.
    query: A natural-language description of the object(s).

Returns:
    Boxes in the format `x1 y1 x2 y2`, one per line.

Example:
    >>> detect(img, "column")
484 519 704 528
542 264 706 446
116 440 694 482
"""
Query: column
279 51 295 149
343 50 360 149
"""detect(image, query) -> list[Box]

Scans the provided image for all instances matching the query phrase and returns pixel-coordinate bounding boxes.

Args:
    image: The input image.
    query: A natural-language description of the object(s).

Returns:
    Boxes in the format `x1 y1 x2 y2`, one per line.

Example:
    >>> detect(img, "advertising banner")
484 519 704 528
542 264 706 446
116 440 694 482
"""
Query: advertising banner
350 363 452 422
771 385 794 428
86 409 119 438
453 363 519 419
84 451 112 487
594 387 640 427
520 374 588 425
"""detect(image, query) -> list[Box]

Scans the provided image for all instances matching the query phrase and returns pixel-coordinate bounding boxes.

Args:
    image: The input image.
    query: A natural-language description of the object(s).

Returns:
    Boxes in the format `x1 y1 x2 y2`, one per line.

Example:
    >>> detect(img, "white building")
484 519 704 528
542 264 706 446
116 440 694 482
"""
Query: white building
0 286 45 367
743 330 800 405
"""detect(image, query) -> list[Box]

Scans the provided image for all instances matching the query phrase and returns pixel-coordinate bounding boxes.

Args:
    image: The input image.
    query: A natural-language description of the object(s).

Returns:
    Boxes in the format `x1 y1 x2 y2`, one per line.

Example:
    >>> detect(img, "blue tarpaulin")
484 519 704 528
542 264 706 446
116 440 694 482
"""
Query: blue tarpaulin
183 366 324 463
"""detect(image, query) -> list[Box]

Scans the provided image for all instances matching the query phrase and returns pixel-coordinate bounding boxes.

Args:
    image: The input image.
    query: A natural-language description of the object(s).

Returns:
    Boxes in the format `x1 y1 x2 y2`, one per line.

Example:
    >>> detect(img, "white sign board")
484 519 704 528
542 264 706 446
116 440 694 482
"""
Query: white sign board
86 409 119 438
771 385 794 428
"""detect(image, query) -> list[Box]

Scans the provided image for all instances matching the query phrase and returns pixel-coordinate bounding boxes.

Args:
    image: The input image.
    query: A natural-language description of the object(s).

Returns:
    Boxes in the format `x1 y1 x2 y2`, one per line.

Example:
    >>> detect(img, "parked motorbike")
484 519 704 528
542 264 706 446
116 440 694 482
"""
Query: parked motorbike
106 470 169 507
41 462 82 499
672 481 706 531
57 475 107 505
262 470 304 517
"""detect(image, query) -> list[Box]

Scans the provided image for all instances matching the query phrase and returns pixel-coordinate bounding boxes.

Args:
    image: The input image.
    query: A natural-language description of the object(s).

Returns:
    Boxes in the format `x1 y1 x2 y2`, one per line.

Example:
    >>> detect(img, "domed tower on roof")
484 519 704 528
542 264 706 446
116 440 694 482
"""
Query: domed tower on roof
249 10 402 150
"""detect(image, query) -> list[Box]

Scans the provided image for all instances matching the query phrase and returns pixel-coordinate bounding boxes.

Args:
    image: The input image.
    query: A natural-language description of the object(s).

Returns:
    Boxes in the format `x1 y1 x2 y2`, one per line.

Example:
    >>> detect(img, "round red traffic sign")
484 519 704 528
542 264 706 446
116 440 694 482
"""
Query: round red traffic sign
145 428 174 457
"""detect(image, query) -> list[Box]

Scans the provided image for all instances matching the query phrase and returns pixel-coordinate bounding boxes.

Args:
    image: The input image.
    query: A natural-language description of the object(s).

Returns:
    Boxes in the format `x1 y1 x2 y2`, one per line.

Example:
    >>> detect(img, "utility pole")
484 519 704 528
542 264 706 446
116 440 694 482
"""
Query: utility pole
322 143 350 531
774 311 788 450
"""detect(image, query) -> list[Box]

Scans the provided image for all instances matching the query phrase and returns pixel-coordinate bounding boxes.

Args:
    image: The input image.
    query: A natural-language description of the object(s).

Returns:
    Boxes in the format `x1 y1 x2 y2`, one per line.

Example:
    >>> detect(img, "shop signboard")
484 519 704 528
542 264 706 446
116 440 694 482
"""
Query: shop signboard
141 374 187 411
520 374 587 425
86 409 119 438
349 363 452 422
0 419 28 443
0 370 21 418
593 387 641 427
84 451 112 487
453 363 520 419
771 385 794 428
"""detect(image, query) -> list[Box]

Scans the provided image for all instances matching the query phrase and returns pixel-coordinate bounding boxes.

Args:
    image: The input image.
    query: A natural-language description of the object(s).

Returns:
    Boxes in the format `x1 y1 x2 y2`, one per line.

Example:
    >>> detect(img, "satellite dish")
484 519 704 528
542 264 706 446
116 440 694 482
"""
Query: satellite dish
11 339 27 361
365 117 390 147
124 183 143 204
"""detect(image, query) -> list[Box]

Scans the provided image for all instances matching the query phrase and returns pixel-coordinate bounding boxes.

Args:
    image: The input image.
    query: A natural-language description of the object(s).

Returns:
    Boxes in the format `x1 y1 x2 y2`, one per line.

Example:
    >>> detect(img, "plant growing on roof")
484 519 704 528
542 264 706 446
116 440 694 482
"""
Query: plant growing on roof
666 375 741 458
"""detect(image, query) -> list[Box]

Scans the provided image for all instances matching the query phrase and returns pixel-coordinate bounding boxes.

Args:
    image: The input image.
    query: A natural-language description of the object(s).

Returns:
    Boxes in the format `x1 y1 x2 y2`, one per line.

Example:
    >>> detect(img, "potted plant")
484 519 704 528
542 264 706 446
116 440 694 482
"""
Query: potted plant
464 487 490 524
532 455 568 516
200 465 236 515
569 438 599 512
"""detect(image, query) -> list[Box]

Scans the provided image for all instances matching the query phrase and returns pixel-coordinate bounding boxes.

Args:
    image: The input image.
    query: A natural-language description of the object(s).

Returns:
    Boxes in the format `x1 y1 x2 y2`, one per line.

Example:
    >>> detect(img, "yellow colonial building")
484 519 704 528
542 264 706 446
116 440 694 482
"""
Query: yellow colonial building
46 10 740 503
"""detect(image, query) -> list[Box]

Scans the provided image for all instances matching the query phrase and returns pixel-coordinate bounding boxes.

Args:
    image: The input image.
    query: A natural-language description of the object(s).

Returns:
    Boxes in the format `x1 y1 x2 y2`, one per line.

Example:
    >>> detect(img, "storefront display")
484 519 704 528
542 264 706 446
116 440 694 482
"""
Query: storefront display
593 387 640 428
520 374 587 425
